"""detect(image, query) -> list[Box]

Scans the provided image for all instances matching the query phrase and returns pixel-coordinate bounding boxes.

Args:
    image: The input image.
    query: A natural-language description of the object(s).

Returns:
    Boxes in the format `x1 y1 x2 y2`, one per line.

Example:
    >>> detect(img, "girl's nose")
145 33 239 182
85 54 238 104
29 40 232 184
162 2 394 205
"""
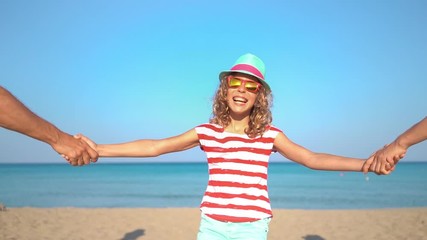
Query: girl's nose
237 83 246 92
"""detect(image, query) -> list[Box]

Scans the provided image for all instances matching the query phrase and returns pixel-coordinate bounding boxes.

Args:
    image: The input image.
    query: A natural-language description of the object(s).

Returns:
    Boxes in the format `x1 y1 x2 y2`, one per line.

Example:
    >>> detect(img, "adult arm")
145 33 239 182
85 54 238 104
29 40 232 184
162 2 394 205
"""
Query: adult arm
362 116 427 174
0 86 98 165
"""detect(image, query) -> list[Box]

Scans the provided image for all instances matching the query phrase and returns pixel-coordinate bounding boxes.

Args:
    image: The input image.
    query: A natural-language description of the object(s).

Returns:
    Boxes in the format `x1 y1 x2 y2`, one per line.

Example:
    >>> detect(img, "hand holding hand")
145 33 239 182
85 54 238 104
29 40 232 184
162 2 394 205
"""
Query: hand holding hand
362 142 406 175
51 132 98 166
74 133 98 154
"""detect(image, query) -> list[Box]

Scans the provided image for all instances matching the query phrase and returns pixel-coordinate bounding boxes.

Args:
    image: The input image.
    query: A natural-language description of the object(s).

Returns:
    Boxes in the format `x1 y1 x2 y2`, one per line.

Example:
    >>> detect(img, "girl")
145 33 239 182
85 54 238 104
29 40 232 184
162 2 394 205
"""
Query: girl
79 53 380 240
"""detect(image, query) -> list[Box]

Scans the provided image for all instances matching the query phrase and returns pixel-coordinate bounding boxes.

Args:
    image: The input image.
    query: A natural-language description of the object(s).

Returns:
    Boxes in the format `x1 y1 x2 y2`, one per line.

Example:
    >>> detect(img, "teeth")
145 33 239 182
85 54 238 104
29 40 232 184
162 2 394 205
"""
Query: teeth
233 97 247 103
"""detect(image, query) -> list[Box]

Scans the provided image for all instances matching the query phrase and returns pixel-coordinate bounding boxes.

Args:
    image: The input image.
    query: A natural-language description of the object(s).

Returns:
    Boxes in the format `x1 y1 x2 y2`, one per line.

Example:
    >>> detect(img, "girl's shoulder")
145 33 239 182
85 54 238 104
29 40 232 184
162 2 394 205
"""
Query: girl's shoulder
195 123 224 133
266 125 283 134
261 125 283 140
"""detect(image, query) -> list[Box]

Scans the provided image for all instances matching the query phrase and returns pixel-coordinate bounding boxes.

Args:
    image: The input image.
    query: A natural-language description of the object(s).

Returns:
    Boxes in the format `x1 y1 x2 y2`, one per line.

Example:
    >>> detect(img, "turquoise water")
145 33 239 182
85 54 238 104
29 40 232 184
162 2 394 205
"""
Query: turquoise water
0 162 426 209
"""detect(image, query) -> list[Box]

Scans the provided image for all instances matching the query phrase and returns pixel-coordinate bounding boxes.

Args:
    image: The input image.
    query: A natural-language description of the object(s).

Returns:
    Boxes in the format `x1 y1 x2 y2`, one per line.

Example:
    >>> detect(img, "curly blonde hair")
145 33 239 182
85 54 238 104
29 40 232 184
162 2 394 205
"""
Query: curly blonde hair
209 75 273 138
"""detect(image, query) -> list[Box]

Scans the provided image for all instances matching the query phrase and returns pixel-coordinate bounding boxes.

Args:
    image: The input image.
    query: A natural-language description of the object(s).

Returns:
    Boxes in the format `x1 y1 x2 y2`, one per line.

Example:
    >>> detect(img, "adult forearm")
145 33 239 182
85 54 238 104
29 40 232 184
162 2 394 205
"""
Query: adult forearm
395 117 427 150
0 87 62 145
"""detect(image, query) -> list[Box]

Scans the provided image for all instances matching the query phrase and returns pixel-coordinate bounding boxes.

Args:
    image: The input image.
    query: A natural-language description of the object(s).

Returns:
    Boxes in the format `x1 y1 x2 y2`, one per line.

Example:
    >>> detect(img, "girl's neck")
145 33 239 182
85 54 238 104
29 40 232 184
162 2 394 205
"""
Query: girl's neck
225 118 249 135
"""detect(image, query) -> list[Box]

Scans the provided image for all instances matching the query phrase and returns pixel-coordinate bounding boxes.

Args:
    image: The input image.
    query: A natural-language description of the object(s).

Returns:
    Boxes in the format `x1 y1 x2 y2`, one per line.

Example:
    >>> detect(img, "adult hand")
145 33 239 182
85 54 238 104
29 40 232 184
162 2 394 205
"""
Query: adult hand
373 142 405 173
363 117 427 174
51 132 98 166
362 143 404 175
361 153 390 175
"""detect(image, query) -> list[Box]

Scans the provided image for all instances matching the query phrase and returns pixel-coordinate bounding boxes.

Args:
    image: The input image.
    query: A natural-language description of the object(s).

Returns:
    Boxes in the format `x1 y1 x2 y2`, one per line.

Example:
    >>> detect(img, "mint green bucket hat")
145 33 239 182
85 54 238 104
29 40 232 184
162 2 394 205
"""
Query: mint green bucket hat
219 53 271 92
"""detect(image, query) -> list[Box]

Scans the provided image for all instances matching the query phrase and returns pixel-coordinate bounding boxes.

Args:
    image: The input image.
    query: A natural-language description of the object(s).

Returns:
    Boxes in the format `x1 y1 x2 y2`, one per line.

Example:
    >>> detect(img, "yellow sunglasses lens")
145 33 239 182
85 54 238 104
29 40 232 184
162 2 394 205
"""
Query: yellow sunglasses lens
244 82 259 92
229 78 243 88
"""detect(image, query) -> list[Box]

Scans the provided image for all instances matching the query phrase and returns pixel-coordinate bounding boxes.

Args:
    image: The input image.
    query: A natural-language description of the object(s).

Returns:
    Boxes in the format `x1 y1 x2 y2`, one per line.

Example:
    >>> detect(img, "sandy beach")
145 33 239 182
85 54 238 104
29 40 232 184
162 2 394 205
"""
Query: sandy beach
1 207 426 240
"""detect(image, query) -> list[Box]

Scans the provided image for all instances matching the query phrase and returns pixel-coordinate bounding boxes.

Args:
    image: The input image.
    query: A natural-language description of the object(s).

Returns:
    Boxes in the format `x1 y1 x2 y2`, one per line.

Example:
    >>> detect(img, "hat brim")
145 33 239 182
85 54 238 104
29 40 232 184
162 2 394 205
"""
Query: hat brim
219 70 271 93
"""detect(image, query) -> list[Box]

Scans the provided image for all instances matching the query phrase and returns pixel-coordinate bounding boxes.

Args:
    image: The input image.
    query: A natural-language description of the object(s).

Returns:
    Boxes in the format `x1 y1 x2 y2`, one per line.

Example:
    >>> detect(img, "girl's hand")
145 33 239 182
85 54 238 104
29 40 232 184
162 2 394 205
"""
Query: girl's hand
74 134 98 154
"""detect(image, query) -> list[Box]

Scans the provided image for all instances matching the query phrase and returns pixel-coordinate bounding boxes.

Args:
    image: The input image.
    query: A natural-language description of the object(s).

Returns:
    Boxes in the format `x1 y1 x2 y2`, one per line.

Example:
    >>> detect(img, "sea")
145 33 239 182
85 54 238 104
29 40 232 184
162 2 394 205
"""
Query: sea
1 162 426 209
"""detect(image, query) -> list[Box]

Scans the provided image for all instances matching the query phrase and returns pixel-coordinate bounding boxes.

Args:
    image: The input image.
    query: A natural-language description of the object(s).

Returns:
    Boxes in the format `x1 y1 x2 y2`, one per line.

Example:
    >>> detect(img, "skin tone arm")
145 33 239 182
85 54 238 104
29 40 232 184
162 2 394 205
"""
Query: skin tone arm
274 132 370 172
0 86 98 166
76 129 200 158
362 116 427 174
79 125 370 172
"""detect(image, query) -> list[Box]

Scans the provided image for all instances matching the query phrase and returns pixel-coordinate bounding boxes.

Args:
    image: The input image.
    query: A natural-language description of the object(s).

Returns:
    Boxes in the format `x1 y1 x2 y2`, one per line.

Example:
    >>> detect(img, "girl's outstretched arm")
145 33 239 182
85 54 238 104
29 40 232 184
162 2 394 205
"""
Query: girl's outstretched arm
274 132 370 172
77 129 199 158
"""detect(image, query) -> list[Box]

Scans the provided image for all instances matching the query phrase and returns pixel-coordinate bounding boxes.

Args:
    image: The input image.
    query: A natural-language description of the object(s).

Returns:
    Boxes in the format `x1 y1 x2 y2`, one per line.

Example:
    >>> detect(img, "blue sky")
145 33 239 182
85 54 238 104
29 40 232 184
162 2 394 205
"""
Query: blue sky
1 0 426 163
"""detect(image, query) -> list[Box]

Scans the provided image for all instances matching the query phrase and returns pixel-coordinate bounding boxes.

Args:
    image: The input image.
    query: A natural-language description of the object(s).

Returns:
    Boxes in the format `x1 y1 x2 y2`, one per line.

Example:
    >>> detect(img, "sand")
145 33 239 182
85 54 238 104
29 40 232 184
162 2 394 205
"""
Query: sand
1 207 426 240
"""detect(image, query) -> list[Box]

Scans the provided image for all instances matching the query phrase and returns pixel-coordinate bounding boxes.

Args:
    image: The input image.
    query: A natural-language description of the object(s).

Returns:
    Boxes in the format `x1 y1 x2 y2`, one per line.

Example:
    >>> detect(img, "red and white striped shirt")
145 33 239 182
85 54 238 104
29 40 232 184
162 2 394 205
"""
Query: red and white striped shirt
195 123 282 222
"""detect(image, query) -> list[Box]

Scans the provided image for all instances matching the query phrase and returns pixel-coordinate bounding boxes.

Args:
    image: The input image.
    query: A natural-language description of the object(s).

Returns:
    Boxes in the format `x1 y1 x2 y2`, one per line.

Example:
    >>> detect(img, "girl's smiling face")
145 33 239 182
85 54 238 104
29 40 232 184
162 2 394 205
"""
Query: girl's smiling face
226 73 261 117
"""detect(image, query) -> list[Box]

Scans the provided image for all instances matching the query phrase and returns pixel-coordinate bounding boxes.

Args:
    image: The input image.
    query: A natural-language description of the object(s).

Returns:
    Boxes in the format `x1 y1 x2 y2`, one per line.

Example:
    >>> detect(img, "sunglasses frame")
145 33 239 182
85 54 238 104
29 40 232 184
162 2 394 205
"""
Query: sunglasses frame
226 75 262 94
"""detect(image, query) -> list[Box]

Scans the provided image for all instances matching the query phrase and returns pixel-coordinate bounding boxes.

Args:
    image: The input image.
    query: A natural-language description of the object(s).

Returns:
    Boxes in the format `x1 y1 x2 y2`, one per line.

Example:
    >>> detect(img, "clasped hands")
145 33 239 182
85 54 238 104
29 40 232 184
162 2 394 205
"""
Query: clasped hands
52 133 98 166
362 142 406 175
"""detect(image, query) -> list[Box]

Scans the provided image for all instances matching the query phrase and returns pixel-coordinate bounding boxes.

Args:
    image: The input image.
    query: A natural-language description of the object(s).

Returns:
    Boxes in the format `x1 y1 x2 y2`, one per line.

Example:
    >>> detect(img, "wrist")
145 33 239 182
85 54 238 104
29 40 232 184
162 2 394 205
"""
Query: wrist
395 136 410 151
44 125 65 146
96 144 106 157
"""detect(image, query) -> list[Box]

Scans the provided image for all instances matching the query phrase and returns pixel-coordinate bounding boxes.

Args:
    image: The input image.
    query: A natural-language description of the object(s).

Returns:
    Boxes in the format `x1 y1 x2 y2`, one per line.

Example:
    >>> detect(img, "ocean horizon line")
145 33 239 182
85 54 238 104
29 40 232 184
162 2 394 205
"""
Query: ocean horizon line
1 160 426 165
